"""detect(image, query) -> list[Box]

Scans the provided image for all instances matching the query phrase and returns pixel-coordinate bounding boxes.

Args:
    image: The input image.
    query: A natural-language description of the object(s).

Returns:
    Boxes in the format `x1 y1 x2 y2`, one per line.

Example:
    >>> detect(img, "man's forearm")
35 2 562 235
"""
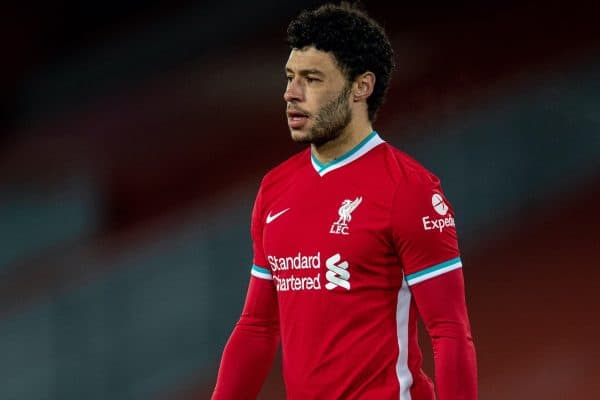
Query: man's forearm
212 318 279 400
411 269 478 399
431 327 477 399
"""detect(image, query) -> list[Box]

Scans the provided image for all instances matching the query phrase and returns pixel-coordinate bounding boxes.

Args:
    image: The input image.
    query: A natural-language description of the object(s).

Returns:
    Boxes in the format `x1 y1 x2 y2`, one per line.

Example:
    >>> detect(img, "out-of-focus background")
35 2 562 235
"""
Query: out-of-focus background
2 1 599 399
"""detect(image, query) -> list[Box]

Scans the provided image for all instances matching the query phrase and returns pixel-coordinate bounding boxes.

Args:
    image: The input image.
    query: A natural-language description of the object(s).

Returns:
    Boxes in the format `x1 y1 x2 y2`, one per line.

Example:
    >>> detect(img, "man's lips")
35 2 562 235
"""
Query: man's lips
287 110 309 129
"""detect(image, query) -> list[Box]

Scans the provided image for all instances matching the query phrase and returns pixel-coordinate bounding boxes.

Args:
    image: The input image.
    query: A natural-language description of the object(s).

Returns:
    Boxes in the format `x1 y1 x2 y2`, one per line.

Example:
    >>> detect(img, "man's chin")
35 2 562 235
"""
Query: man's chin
290 129 313 144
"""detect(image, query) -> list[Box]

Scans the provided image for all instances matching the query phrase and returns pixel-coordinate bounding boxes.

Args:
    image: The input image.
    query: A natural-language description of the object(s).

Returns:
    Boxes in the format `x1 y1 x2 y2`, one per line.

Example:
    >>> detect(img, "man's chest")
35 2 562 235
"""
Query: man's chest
261 176 401 293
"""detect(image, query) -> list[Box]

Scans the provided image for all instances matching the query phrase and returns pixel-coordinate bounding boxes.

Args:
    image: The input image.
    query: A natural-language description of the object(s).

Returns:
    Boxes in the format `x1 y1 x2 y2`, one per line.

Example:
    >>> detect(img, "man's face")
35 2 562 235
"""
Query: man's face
284 47 353 146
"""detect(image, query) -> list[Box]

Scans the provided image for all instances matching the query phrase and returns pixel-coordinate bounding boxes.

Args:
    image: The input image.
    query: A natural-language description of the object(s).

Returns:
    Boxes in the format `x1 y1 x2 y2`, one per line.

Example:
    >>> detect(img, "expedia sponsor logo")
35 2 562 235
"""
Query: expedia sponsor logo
422 215 456 232
432 193 448 215
422 193 455 232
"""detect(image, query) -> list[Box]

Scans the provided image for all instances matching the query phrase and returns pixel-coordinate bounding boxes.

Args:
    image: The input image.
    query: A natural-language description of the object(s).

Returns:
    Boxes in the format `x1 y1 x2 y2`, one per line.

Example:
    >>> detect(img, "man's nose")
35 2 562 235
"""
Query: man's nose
283 80 303 103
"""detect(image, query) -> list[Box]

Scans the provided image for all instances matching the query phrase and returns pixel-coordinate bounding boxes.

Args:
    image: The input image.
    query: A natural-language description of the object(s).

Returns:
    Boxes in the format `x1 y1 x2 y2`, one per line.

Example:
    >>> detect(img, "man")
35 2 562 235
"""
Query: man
212 3 477 399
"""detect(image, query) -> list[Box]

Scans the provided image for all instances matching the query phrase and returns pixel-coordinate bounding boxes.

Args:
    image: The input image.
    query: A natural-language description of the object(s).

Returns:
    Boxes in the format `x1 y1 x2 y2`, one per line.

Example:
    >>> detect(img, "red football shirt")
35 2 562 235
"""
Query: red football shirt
214 131 476 399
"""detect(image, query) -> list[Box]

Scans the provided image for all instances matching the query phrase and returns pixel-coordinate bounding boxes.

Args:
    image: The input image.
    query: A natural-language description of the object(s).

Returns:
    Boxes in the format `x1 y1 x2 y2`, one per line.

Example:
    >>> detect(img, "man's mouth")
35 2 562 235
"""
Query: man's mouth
287 110 309 129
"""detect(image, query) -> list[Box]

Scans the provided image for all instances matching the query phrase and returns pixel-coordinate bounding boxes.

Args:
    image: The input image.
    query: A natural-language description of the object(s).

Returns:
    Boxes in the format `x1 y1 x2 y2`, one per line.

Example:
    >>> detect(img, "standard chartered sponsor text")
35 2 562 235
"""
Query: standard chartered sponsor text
268 252 321 271
268 252 350 292
274 274 321 292
268 252 321 292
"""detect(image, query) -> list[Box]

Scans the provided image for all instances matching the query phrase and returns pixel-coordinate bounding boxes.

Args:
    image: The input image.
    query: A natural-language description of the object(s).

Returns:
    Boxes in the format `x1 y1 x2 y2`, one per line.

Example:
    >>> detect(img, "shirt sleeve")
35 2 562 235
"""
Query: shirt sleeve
391 174 462 286
249 181 276 281
392 175 477 399
212 278 280 399
212 184 280 399
250 183 268 273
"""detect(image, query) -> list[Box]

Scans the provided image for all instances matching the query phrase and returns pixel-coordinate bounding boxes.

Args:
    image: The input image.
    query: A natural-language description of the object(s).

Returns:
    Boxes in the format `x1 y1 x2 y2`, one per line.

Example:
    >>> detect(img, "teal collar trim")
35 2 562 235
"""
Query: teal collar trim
310 131 384 176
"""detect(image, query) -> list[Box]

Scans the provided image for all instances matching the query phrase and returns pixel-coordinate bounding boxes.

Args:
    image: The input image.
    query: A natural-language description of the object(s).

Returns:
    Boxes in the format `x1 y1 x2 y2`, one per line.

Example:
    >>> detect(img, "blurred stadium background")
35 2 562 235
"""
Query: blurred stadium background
1 1 599 399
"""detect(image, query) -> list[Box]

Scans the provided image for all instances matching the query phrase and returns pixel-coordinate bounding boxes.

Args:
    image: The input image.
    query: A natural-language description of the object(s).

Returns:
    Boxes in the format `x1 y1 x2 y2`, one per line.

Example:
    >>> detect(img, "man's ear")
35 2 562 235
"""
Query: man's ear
353 71 375 102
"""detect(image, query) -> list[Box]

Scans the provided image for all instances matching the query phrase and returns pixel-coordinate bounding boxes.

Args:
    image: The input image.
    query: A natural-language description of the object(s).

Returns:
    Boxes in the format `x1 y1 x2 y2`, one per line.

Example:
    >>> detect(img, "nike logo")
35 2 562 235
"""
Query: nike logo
266 208 290 224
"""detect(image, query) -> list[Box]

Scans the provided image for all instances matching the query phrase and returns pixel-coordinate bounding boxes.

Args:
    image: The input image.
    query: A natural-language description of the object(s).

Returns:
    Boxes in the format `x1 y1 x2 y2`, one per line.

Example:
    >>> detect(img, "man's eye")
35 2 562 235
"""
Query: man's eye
306 77 319 83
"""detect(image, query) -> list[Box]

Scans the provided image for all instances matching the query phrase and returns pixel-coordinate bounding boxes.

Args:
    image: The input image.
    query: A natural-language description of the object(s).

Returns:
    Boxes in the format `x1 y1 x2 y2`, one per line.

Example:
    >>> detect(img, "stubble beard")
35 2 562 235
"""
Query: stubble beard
292 83 353 147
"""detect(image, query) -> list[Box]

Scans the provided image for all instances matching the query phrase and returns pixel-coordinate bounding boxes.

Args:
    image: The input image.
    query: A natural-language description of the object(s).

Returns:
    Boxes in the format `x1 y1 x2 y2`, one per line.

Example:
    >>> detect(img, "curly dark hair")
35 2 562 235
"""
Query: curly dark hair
286 2 395 122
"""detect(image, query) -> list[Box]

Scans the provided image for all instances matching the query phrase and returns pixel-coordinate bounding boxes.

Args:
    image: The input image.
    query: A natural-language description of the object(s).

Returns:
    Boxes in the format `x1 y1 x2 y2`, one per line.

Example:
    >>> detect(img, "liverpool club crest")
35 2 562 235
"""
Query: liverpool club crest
330 196 362 235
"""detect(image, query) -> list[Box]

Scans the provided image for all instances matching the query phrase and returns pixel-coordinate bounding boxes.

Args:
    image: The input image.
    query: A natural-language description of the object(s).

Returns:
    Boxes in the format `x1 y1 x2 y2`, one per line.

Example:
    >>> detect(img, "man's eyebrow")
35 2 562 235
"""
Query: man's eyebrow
285 68 325 76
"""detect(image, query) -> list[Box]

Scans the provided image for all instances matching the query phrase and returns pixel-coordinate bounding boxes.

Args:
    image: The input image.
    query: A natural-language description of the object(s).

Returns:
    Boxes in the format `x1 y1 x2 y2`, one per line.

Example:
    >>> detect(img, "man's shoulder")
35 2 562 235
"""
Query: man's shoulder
380 142 440 189
260 147 310 189
381 143 449 218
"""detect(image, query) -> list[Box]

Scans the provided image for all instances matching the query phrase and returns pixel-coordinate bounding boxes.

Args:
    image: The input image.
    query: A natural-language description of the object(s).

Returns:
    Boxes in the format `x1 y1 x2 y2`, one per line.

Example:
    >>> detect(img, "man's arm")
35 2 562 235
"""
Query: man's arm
410 268 477 399
212 179 279 399
212 276 280 399
391 173 477 399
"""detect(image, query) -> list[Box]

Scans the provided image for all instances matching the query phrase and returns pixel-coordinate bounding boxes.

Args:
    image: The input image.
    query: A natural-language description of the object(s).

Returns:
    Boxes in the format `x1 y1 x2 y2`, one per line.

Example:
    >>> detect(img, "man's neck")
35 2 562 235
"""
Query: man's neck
311 119 374 164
